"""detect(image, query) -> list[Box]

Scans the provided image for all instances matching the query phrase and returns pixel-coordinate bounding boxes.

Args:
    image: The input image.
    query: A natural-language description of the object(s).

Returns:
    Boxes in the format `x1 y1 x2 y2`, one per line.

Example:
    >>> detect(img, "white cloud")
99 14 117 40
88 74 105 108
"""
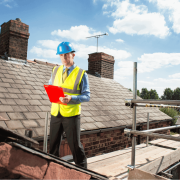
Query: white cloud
73 43 131 60
30 46 57 59
138 53 180 73
149 0 180 34
116 39 124 43
169 73 180 79
5 4 11 8
51 25 103 41
114 53 180 81
138 80 155 85
154 78 180 83
114 61 133 80
103 0 169 38
30 41 131 62
109 13 169 38
0 0 15 8
37 40 60 50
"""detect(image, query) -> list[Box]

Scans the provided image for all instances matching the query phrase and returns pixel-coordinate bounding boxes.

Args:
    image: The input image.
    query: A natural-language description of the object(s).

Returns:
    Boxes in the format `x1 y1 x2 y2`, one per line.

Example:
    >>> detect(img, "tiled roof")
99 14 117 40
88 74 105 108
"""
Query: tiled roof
0 58 172 138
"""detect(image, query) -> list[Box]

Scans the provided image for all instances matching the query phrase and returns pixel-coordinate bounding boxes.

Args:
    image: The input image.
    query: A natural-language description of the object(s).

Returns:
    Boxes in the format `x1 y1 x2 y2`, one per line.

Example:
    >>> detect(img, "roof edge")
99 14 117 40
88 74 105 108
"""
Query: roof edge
33 119 172 141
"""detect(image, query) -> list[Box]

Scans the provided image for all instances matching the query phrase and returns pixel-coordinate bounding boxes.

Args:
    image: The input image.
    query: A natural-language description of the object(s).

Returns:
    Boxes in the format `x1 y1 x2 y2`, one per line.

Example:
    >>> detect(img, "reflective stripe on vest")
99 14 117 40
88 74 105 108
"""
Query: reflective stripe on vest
52 66 84 100
51 65 85 117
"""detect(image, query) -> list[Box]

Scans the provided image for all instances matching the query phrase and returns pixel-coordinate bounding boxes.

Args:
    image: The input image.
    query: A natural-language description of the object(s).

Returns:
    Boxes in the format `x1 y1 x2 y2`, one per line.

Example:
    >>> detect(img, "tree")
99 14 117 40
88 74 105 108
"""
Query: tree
140 88 150 99
160 108 179 125
161 88 173 100
137 90 140 96
128 88 140 96
173 87 180 100
149 89 159 99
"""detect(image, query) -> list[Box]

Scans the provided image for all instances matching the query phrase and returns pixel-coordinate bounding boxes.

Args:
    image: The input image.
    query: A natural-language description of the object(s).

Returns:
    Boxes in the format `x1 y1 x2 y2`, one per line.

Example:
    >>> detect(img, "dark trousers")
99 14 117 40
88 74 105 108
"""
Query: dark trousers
49 112 87 168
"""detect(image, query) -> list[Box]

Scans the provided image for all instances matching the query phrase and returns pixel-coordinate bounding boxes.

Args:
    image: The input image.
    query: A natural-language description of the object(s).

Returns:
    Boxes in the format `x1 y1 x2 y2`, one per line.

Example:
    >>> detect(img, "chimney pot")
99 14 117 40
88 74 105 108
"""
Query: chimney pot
16 18 21 22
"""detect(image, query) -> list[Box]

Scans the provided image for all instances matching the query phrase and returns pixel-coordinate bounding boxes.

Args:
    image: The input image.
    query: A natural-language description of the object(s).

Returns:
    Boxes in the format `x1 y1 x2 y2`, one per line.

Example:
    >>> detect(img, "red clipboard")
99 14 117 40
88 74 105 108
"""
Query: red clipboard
44 85 67 105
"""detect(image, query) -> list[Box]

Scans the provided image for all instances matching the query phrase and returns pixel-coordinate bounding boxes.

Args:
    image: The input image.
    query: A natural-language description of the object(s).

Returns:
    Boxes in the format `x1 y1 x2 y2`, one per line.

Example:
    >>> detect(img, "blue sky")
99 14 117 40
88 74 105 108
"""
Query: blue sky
1 0 180 97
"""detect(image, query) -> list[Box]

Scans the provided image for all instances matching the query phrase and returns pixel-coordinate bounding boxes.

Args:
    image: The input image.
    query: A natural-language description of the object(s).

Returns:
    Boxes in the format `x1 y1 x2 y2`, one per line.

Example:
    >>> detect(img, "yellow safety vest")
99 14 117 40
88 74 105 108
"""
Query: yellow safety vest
51 65 85 117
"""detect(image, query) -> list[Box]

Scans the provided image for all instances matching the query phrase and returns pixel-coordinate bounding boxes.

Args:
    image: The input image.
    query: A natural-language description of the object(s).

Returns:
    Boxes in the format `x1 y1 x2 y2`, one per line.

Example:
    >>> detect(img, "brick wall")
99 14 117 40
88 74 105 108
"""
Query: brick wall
38 120 171 158
88 52 115 79
0 19 30 60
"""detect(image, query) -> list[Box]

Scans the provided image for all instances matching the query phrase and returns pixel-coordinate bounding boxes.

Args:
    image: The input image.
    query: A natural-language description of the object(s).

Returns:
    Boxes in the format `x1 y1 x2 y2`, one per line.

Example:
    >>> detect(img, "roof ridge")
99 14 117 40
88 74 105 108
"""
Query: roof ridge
27 59 60 67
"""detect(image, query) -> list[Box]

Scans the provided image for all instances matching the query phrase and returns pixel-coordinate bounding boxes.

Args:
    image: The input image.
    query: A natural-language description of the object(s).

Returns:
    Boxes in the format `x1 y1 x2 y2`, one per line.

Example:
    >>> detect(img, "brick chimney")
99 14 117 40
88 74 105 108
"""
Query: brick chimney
0 18 30 62
88 52 115 79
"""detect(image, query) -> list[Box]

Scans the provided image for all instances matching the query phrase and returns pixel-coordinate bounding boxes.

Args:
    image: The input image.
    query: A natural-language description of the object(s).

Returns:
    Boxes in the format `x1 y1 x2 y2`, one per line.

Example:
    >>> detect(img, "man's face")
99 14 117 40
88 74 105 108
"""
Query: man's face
60 52 75 68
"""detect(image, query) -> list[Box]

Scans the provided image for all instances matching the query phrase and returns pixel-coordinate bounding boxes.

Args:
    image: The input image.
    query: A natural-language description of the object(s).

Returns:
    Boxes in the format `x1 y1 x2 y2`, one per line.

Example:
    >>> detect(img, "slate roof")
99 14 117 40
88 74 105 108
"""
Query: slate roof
0 58 172 138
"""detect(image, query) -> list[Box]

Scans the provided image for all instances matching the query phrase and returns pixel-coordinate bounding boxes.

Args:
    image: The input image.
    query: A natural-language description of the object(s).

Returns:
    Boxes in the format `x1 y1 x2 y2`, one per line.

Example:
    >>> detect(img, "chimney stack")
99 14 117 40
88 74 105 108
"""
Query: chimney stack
88 52 115 79
0 18 30 62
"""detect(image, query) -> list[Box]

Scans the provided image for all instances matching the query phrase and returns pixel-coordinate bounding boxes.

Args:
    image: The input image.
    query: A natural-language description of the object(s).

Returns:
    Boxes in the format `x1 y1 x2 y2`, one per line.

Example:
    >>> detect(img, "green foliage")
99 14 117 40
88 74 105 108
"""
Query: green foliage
128 88 132 92
161 88 174 100
137 90 140 96
149 89 159 99
173 87 180 100
159 108 179 125
140 88 150 99
140 88 159 99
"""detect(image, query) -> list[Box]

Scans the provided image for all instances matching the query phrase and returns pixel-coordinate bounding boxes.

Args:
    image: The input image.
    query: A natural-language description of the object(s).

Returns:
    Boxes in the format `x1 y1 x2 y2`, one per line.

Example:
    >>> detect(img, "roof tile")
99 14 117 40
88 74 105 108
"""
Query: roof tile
7 112 25 120
0 82 11 88
14 79 26 84
17 94 32 100
37 112 51 119
0 92 4 98
39 100 51 106
94 122 106 129
22 84 35 90
6 120 24 129
35 127 50 137
22 120 39 128
19 89 32 94
38 106 51 112
26 106 41 112
0 105 14 112
1 78 14 83
81 123 98 131
40 95 49 100
0 113 10 120
31 89 44 95
0 99 17 105
27 100 42 106
30 94 43 100
0 87 7 93
7 87 21 94
81 111 93 117
23 112 40 119
83 117 95 123
0 121 8 128
26 81 36 86
11 105 28 112
36 119 50 127
14 99 30 105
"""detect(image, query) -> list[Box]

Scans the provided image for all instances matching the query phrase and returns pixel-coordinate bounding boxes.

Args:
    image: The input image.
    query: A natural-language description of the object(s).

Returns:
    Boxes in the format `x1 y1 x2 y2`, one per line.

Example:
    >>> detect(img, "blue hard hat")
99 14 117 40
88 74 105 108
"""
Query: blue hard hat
56 42 75 55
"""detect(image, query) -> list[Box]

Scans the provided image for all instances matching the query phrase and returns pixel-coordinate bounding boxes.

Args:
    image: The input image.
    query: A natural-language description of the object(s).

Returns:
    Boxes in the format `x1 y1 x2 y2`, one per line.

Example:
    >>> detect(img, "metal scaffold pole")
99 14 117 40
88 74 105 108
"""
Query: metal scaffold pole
146 113 149 147
43 112 48 153
131 62 137 167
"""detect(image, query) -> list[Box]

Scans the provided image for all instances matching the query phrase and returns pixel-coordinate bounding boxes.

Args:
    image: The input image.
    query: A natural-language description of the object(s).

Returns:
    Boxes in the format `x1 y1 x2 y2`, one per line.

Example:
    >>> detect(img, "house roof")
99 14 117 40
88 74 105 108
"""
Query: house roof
0 58 172 138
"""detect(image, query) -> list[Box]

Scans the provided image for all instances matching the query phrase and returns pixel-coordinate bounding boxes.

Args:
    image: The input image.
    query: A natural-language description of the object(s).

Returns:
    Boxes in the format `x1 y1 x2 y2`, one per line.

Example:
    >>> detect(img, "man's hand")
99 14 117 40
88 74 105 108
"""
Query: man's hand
59 94 72 104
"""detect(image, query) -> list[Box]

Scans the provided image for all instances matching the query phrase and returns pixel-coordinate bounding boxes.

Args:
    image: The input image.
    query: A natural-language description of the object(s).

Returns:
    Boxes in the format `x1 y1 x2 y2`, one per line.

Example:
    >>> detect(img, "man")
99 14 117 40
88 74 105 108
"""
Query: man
48 42 90 168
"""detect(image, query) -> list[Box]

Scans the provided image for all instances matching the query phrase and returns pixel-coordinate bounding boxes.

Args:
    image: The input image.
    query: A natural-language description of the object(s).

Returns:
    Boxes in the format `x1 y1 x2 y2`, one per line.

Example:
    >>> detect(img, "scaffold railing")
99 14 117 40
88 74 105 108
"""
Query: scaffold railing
126 62 180 170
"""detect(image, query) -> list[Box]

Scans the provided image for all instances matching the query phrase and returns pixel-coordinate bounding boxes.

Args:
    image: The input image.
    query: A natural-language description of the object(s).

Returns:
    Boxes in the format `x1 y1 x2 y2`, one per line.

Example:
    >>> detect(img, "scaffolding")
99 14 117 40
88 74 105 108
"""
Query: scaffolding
125 62 180 179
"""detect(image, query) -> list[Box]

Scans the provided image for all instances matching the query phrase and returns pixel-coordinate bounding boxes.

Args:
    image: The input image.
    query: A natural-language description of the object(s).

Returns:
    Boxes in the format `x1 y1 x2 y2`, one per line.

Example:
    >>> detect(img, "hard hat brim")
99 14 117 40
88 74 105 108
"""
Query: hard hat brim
56 50 75 55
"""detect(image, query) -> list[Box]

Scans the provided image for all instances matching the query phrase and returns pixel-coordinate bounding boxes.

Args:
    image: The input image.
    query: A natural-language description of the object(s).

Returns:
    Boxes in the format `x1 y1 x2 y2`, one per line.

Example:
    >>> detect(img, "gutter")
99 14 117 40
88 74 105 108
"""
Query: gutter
33 119 173 142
